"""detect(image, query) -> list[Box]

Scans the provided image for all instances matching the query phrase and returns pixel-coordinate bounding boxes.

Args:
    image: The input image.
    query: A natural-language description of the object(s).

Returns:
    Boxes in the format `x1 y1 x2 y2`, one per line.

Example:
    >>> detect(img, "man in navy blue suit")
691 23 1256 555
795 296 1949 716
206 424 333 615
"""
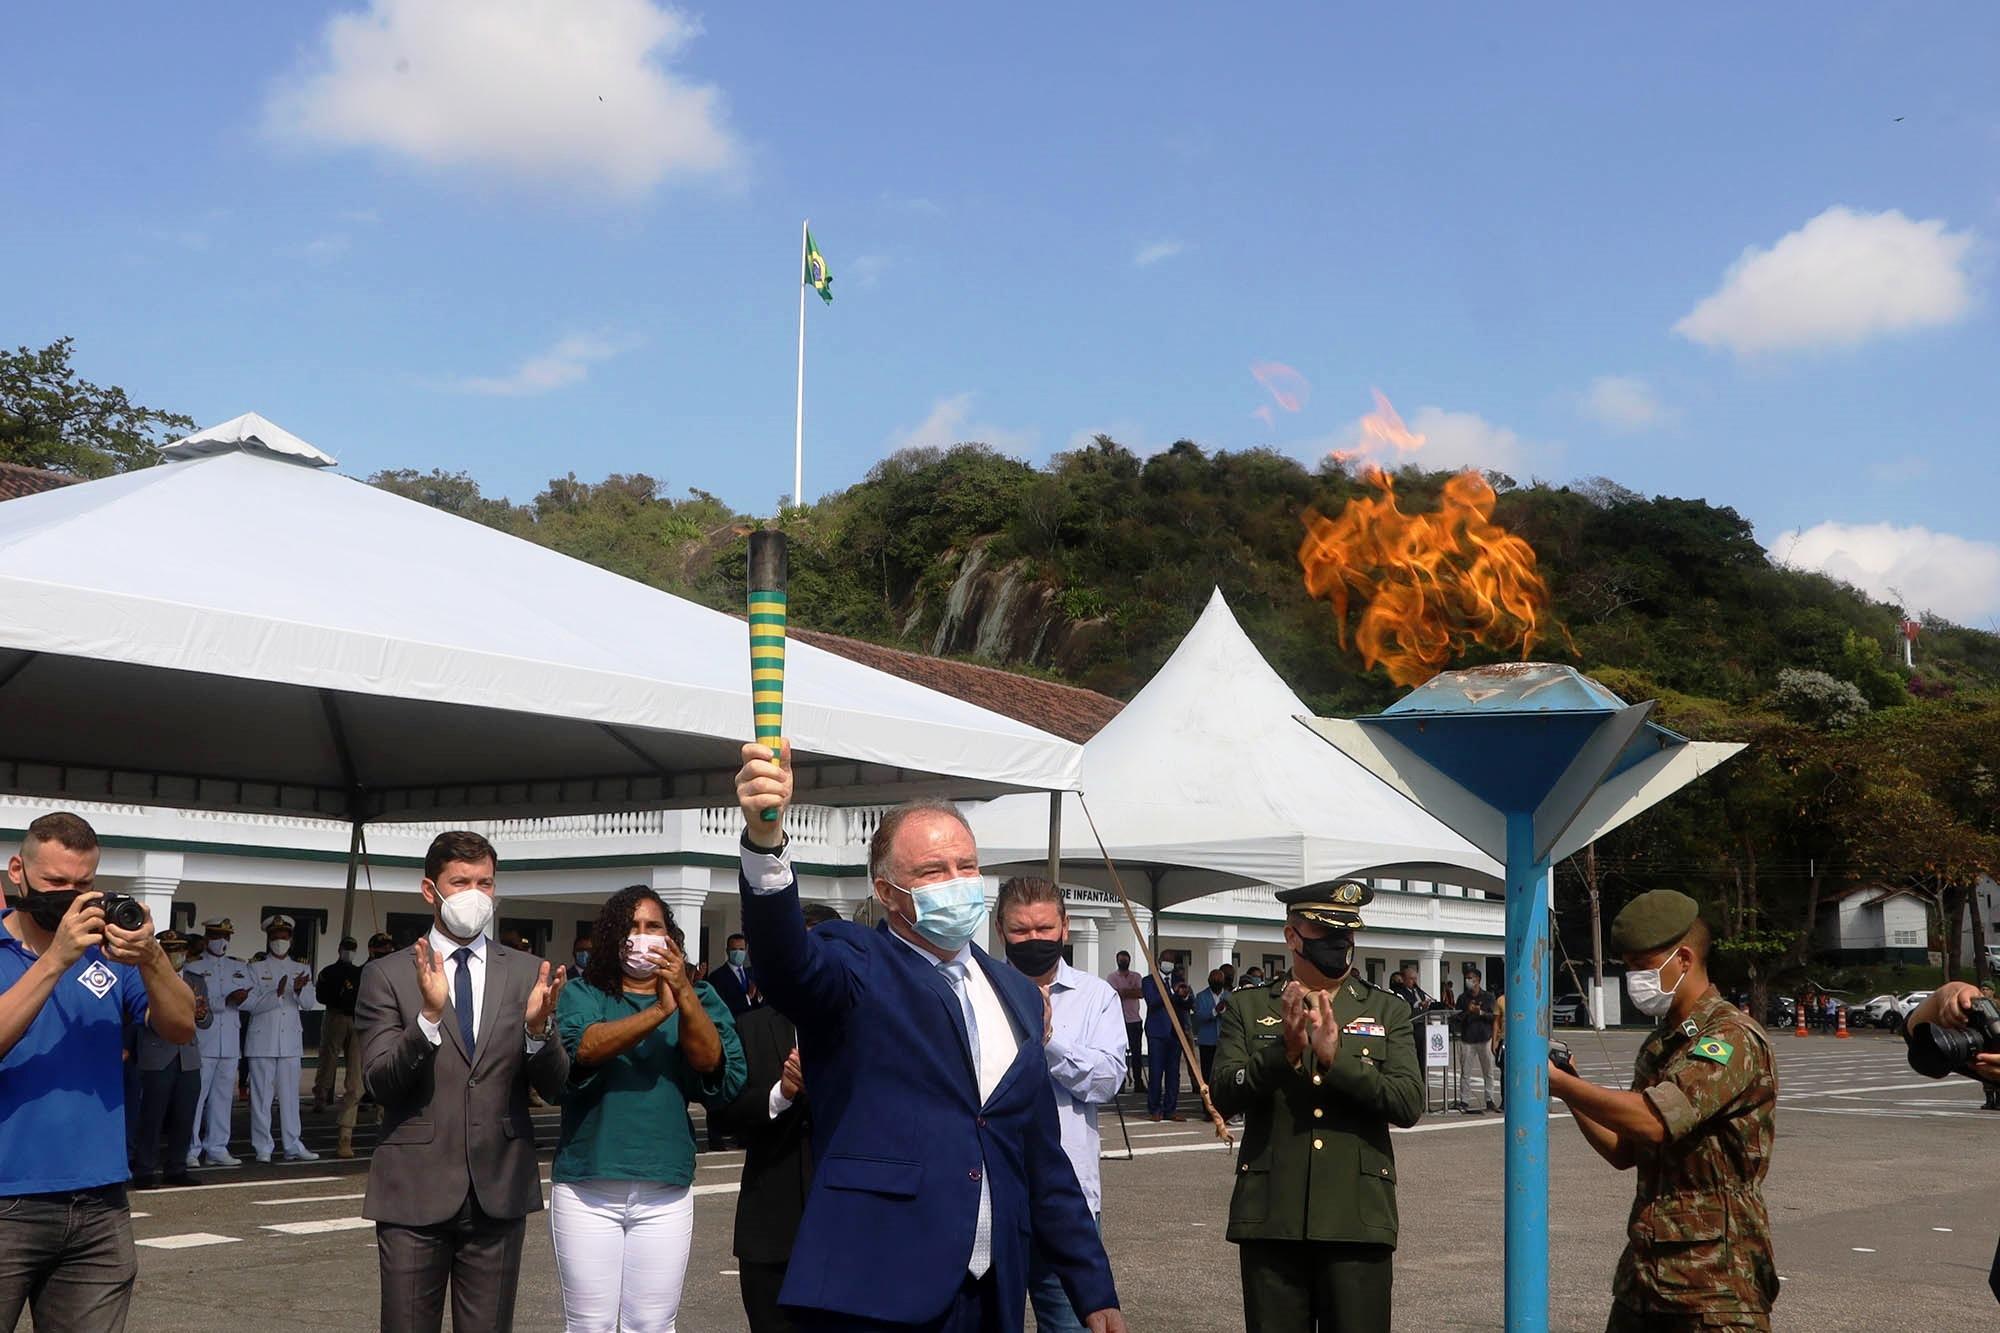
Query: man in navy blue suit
735 741 1125 1333
709 932 762 1018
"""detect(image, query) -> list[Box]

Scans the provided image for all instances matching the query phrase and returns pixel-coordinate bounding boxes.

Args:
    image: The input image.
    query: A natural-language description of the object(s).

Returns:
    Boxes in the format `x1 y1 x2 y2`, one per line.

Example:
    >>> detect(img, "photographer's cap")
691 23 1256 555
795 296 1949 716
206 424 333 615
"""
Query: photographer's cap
1610 890 1699 954
261 913 295 934
202 916 234 935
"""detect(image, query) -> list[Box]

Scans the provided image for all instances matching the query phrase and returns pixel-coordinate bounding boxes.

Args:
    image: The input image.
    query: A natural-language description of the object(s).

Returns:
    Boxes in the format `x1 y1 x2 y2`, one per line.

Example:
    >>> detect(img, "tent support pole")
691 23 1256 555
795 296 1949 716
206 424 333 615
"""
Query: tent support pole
1047 792 1061 887
337 817 364 945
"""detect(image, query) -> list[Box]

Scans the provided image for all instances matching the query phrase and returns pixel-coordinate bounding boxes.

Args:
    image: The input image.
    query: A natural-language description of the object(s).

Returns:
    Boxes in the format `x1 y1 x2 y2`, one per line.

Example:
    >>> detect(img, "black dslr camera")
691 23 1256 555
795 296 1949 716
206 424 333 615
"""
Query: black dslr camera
1908 996 2000 1079
95 892 147 932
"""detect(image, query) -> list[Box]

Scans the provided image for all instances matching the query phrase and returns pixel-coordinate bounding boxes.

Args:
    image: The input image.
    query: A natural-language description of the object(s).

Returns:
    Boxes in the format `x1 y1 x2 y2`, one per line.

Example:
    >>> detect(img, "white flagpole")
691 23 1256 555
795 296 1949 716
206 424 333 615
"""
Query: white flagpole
793 219 808 508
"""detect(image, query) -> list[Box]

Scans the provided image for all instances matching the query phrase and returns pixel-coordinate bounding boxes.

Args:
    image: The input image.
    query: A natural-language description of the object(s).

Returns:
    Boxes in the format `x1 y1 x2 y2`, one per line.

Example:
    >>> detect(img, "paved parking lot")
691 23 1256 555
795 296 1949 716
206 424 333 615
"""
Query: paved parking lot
114 1029 1993 1330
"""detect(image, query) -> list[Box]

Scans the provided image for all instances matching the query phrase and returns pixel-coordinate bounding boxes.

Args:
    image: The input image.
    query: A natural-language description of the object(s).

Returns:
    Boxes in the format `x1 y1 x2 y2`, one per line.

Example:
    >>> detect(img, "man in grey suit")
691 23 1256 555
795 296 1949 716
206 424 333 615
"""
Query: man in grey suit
132 929 202 1188
357 831 568 1333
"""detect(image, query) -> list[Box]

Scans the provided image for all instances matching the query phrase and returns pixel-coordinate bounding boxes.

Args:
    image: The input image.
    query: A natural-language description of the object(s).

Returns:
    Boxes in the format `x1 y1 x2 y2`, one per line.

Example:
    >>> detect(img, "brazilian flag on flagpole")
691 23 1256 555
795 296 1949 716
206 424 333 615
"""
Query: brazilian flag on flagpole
804 229 832 304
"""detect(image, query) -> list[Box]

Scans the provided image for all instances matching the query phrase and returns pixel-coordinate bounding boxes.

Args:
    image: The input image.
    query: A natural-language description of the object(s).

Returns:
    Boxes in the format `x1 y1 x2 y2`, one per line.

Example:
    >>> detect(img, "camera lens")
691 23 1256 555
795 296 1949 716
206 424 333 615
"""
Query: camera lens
104 896 145 931
1924 1023 1983 1072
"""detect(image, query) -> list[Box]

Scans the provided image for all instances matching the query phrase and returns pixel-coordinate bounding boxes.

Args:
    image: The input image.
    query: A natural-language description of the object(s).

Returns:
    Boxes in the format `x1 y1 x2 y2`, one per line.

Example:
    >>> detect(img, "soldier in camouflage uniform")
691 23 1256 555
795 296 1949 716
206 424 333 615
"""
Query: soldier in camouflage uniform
1549 890 1779 1332
1212 880 1424 1333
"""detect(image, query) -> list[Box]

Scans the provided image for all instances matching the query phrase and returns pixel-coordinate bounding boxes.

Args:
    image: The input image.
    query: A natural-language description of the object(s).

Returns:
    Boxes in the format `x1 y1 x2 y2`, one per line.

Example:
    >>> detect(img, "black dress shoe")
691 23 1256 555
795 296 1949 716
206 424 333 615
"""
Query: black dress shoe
131 1175 161 1190
163 1172 199 1187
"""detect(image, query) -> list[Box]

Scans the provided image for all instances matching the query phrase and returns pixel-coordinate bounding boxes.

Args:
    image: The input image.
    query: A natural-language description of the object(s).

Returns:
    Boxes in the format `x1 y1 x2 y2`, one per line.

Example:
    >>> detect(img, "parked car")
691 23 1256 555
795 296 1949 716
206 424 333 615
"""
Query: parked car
1852 994 1898 1027
1764 995 1796 1028
1887 991 1933 1032
1553 992 1590 1026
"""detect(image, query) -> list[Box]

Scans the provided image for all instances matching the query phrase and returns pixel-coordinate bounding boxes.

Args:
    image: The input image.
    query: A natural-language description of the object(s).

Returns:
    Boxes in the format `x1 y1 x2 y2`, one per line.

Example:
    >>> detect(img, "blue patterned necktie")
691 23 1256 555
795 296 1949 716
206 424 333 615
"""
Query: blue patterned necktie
453 947 475 1057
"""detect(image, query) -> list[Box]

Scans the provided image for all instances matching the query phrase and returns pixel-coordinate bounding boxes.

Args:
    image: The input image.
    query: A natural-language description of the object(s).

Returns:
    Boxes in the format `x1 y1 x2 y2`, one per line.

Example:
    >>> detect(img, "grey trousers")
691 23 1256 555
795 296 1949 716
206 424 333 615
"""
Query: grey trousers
376 1195 527 1333
1456 1039 1499 1104
0 1186 136 1333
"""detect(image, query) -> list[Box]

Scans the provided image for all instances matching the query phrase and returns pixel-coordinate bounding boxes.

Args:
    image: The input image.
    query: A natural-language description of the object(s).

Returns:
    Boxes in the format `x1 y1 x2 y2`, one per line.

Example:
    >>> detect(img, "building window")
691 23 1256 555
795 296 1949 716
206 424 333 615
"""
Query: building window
1891 929 1922 947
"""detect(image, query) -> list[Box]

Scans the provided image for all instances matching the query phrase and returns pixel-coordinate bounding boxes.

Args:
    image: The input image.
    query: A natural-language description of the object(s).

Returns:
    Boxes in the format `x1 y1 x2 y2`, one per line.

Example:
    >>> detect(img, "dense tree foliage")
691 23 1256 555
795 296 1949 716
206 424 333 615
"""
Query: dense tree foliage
0 338 193 477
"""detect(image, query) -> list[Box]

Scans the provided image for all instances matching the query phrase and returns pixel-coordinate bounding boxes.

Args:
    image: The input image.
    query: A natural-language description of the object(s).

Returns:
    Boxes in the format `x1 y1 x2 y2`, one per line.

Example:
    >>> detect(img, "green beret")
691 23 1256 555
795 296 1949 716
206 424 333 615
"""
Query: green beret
1609 890 1699 954
1276 879 1373 930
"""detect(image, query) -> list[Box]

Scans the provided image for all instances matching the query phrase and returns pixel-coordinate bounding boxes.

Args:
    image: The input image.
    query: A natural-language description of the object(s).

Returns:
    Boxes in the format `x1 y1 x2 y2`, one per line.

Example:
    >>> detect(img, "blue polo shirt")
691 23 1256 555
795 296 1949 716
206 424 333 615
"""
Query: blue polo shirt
0 909 149 1194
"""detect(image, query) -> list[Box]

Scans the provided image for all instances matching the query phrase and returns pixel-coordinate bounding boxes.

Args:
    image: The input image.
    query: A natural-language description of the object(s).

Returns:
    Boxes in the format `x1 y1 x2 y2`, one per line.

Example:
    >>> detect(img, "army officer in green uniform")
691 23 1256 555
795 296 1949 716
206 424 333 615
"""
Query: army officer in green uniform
1549 890 1779 1332
1212 880 1423 1333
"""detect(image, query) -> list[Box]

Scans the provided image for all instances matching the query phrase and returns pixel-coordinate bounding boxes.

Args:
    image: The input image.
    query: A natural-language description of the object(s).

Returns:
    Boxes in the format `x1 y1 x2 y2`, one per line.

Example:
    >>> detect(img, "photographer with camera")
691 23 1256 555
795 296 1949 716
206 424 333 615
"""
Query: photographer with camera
1904 980 2000 1299
0 812 197 1330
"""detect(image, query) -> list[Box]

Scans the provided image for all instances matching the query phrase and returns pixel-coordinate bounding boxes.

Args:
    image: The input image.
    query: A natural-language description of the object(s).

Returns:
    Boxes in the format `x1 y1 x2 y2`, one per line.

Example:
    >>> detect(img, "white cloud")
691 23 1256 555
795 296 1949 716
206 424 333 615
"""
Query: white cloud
295 234 352 264
1775 520 2000 625
447 333 625 396
1134 239 1186 267
265 0 738 197
1320 403 1537 477
1579 375 1667 431
848 254 890 289
1674 206 1976 354
889 394 1037 455
1867 454 1933 484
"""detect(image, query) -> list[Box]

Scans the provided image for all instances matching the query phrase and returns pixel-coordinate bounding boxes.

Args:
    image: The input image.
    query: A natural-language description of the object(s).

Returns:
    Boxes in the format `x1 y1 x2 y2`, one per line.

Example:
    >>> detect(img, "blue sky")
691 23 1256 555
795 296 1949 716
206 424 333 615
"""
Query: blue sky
7 3 1998 623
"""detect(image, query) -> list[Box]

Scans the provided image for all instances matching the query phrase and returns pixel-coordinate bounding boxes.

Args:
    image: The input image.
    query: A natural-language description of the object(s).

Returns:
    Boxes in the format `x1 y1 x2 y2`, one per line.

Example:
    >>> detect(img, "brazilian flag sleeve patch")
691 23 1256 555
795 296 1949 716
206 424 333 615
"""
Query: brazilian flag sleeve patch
1691 1037 1735 1065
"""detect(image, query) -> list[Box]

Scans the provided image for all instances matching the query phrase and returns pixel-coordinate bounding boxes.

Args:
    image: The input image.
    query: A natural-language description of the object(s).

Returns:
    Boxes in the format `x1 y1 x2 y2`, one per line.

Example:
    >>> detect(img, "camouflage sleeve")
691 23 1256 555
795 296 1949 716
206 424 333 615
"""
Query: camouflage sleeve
1642 1030 1762 1142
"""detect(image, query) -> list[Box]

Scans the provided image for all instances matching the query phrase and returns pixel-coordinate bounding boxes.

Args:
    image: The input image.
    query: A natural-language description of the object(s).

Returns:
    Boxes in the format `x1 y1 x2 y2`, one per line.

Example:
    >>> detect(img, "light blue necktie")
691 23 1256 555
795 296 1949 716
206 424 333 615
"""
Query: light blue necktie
941 960 991 1278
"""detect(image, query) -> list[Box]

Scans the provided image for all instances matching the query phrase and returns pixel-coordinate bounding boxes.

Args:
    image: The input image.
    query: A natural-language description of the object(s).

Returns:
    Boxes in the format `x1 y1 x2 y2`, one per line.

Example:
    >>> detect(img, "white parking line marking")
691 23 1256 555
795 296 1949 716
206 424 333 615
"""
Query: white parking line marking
149 1175 341 1196
1851 1247 1876 1253
253 1193 367 1206
263 1217 375 1236
137 1233 241 1250
691 1182 741 1198
1934 1228 1954 1233
1107 1142 1232 1158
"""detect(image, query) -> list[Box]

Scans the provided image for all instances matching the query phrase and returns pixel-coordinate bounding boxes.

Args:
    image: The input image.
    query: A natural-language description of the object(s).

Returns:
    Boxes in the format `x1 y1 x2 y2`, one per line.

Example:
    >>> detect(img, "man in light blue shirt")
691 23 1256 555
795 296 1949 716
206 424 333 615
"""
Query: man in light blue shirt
996 875 1128 1333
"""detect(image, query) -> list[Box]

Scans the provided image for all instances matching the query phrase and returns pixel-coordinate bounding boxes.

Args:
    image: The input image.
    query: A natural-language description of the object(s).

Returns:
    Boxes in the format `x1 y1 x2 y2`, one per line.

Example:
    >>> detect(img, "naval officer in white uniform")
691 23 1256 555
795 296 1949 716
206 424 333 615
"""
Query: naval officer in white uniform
244 913 320 1162
181 916 257 1167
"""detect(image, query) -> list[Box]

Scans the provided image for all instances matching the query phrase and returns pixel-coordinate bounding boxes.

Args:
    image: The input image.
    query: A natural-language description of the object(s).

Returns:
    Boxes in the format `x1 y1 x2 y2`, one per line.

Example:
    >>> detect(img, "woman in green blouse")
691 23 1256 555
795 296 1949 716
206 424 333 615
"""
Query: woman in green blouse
550 885 747 1333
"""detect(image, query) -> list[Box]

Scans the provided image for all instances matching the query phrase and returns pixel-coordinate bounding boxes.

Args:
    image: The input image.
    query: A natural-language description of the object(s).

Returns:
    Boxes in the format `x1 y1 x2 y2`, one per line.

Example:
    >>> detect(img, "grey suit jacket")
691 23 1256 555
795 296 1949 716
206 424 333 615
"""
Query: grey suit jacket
137 971 201 1072
357 941 568 1226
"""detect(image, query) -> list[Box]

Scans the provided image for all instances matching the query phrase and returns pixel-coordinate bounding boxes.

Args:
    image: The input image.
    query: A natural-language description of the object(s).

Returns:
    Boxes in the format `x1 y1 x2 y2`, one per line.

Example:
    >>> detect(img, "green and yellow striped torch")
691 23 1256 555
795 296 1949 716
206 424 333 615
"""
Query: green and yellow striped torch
747 530 789 820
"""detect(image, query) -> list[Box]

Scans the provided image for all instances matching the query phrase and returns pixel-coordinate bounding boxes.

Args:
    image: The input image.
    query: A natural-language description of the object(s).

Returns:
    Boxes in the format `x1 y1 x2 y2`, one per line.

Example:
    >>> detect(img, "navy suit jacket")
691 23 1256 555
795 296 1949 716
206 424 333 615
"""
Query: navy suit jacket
741 870 1117 1328
709 961 760 1017
1142 973 1193 1043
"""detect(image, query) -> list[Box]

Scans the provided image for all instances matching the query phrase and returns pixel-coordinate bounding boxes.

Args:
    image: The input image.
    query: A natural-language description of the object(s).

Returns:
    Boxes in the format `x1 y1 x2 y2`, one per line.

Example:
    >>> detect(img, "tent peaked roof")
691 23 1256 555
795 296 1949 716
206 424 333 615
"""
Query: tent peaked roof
162 412 337 467
969 589 1503 904
0 450 1079 820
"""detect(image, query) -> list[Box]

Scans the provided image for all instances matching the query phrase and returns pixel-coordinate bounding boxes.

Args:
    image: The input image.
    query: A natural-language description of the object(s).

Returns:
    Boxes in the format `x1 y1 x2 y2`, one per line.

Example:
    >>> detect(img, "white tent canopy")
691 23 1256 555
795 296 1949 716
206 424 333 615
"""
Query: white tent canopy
0 424 1081 823
969 590 1504 909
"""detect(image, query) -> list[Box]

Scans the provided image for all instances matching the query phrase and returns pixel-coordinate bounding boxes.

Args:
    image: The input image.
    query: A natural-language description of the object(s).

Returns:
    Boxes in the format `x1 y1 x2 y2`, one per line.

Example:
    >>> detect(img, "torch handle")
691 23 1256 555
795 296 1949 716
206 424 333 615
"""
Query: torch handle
747 531 790 821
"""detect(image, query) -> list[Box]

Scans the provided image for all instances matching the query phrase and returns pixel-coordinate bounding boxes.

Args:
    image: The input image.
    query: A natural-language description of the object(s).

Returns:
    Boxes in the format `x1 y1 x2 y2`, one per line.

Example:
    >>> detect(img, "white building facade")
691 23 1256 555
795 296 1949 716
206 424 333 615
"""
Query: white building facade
2 794 1506 1031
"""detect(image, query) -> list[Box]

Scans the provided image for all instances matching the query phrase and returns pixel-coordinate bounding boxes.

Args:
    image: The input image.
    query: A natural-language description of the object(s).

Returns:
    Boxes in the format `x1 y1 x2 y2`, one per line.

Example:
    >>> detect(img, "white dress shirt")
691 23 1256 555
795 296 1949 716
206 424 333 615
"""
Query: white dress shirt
416 927 546 1055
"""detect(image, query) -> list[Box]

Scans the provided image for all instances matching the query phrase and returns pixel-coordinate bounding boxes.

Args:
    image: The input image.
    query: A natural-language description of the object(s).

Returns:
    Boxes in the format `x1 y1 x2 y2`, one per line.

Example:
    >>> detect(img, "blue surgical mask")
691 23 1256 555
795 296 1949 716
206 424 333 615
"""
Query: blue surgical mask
888 875 989 952
727 949 747 968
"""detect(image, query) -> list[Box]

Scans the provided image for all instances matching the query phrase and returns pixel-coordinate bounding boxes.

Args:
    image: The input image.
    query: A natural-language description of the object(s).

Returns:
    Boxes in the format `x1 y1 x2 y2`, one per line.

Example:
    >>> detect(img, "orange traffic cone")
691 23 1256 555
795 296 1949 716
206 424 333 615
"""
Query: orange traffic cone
1835 1005 1850 1038
1794 1000 1808 1038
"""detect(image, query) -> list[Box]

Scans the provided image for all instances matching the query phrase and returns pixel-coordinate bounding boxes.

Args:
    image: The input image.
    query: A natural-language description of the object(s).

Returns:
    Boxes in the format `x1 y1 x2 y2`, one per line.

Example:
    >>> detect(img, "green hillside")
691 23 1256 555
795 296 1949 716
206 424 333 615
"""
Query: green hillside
373 437 2000 998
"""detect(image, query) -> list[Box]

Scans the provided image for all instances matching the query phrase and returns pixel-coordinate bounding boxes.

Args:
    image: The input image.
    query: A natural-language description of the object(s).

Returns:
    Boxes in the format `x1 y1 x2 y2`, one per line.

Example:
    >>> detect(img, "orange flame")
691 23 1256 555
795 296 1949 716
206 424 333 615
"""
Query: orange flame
1299 463 1559 688
1331 389 1426 465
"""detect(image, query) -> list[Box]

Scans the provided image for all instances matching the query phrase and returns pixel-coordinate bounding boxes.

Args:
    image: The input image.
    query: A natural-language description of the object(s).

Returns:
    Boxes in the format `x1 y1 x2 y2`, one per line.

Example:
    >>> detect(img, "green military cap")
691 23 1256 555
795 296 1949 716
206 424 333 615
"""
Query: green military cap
1275 878 1373 930
1610 889 1700 953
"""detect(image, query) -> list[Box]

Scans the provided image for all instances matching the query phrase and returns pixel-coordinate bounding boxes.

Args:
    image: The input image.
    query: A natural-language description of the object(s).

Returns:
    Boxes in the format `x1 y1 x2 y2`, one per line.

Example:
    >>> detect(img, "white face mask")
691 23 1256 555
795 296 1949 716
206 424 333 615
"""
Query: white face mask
1160 961 1175 976
206 939 227 957
338 948 354 964
1625 952 1686 1018
267 938 291 957
437 887 495 940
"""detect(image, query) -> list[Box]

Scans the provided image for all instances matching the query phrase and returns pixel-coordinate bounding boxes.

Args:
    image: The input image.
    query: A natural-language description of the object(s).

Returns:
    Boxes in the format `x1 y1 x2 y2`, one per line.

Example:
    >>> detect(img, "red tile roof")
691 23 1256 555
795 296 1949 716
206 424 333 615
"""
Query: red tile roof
0 463 79 501
791 627 1122 743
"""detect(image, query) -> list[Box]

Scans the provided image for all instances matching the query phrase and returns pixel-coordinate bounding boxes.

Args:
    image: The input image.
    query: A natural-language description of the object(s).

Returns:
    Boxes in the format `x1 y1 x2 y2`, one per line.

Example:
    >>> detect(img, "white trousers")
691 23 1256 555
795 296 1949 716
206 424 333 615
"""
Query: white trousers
550 1180 694 1333
247 1055 304 1157
195 1054 239 1158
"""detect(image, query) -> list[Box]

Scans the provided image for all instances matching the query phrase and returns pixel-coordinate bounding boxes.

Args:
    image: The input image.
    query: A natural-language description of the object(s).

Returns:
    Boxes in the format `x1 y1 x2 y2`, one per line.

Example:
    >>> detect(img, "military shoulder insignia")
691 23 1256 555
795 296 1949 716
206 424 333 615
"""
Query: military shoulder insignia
1256 1014 1282 1027
1691 1037 1734 1065
1680 1018 1700 1040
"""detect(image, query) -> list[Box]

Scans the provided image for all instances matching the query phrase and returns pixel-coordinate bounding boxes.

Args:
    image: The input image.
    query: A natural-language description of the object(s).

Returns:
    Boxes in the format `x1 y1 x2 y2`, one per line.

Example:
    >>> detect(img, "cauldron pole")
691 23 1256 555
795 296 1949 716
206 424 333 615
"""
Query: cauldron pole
746 531 789 820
